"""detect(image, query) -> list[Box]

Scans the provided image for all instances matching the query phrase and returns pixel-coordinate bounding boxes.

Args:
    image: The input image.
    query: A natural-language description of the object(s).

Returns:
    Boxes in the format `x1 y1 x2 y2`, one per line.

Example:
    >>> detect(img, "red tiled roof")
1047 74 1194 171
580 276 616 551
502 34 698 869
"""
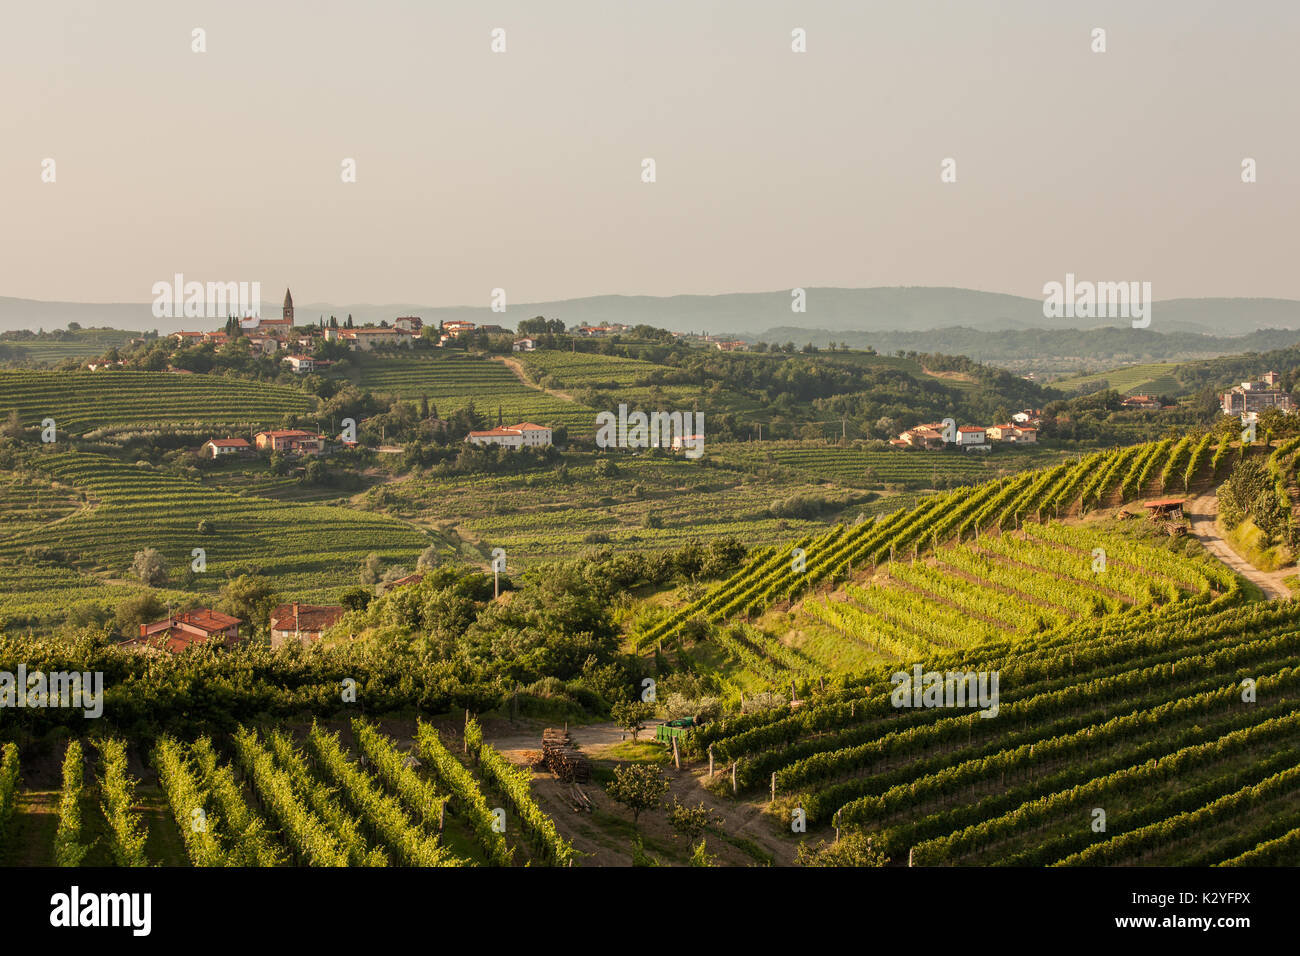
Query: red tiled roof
257 429 317 439
469 427 523 437
269 604 346 632
206 438 251 448
510 422 549 431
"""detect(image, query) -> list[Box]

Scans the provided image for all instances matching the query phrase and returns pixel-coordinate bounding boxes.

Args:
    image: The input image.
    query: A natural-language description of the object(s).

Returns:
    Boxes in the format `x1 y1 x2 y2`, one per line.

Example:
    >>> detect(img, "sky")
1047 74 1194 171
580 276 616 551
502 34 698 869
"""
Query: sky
1 0 1297 306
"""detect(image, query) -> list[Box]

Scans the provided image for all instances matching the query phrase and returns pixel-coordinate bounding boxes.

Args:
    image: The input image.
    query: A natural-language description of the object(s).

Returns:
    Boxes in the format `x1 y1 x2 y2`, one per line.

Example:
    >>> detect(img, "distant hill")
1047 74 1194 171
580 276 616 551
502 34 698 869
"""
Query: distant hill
4 287 1299 342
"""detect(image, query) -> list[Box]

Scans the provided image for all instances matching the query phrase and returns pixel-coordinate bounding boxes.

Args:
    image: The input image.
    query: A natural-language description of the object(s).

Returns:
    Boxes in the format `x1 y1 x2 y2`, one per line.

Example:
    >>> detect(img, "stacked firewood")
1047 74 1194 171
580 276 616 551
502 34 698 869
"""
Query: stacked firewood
541 728 590 783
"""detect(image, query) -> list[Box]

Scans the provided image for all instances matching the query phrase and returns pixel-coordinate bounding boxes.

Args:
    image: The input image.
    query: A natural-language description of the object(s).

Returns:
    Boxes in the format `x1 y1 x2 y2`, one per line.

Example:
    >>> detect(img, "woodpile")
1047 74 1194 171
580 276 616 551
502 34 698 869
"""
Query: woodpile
565 784 594 813
541 728 590 783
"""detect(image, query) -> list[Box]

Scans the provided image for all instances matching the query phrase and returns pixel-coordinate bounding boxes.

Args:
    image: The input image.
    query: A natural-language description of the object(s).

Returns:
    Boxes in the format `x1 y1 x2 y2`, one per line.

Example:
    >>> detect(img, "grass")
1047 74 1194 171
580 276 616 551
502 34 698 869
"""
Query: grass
1220 515 1293 572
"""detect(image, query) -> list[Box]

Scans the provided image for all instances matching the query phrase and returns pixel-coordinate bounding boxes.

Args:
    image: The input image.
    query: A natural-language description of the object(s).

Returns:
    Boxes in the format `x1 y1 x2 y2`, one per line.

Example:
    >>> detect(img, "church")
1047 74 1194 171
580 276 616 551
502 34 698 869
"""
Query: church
240 288 296 335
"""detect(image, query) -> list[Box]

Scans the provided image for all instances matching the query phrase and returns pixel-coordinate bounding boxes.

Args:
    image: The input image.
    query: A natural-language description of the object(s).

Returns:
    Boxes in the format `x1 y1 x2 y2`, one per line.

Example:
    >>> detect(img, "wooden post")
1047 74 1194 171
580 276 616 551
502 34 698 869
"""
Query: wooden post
463 709 469 753
439 801 445 833
708 745 714 778
672 734 680 770
770 772 776 804
908 847 914 868
790 680 796 702
731 761 737 795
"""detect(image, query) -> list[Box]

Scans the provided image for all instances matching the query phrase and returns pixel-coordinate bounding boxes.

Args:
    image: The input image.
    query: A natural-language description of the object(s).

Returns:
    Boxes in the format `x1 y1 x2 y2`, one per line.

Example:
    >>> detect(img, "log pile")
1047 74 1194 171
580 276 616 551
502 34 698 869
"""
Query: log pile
541 728 590 783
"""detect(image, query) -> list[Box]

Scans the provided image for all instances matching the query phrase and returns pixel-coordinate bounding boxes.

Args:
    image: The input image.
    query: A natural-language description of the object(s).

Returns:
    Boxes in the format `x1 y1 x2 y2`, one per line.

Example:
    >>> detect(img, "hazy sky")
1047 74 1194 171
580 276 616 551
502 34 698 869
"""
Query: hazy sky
2 0 1297 305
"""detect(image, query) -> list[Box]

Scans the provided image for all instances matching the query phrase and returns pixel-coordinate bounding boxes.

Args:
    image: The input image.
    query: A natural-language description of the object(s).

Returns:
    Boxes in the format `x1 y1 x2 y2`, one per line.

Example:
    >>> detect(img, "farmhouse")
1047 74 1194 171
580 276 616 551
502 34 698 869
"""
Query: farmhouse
255 429 326 455
466 422 553 449
441 321 476 337
244 334 281 355
394 316 423 333
121 609 242 654
281 354 315 374
200 437 253 459
513 337 537 352
714 340 747 352
269 602 346 649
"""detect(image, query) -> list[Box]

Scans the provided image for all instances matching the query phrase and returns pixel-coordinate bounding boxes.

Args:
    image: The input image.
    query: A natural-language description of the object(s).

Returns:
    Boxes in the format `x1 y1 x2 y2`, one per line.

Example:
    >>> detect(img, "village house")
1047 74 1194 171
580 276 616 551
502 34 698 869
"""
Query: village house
281 354 316 374
244 334 281 355
957 426 990 451
200 437 253 459
1220 376 1295 415
394 316 423 333
512 337 537 352
269 602 346 649
121 609 242 654
986 424 1038 444
465 422 553 449
324 327 415 351
1011 409 1043 425
440 321 476 337
897 424 946 449
714 340 748 352
254 429 326 455
1120 395 1162 411
385 572 425 590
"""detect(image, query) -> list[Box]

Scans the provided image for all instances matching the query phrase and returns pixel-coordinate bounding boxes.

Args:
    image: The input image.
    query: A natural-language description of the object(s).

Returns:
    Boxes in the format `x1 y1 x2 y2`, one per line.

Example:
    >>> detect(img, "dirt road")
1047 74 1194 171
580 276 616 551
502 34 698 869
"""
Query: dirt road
1184 493 1292 600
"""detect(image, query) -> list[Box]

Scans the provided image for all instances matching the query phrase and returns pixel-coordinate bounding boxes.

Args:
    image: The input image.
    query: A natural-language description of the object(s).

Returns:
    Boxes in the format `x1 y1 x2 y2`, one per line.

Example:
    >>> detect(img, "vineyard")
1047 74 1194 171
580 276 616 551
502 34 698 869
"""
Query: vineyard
0 450 433 624
713 441 1071 490
635 435 1241 683
331 353 596 432
689 598 1300 865
0 719 570 867
371 449 869 566
0 370 316 436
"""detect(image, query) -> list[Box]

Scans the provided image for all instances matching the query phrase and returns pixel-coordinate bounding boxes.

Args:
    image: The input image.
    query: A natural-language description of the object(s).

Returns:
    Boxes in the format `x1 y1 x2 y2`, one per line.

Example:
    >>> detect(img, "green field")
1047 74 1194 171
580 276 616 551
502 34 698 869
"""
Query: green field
0 369 316 435
0 450 436 625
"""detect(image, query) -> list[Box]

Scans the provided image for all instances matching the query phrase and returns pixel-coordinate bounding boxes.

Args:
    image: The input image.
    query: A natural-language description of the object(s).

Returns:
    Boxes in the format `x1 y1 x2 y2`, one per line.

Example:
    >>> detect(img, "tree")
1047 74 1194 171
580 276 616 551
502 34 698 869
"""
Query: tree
611 699 655 740
667 798 721 843
795 829 889 867
604 764 669 825
2 410 22 439
216 575 279 633
130 548 168 586
114 591 164 633
358 552 384 586
66 321 81 332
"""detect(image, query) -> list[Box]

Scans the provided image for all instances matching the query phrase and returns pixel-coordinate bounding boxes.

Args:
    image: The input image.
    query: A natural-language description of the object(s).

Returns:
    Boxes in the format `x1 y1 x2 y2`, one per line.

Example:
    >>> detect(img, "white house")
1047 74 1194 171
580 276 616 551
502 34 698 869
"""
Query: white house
281 354 315 373
465 422 552 449
512 338 537 352
200 438 253 459
957 426 989 451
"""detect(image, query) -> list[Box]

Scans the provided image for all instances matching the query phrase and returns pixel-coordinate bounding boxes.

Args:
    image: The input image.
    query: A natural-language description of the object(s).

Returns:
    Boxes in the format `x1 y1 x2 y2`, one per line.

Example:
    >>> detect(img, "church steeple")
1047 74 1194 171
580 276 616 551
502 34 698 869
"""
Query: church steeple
282 288 294 322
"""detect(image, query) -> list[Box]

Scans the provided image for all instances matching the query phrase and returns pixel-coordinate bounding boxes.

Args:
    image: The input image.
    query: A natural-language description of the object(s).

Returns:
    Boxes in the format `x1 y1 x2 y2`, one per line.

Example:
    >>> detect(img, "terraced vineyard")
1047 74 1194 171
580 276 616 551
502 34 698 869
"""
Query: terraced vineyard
1 721 568 867
332 352 597 432
0 370 316 436
714 441 1072 490
0 451 432 623
690 599 1300 865
637 435 1233 676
